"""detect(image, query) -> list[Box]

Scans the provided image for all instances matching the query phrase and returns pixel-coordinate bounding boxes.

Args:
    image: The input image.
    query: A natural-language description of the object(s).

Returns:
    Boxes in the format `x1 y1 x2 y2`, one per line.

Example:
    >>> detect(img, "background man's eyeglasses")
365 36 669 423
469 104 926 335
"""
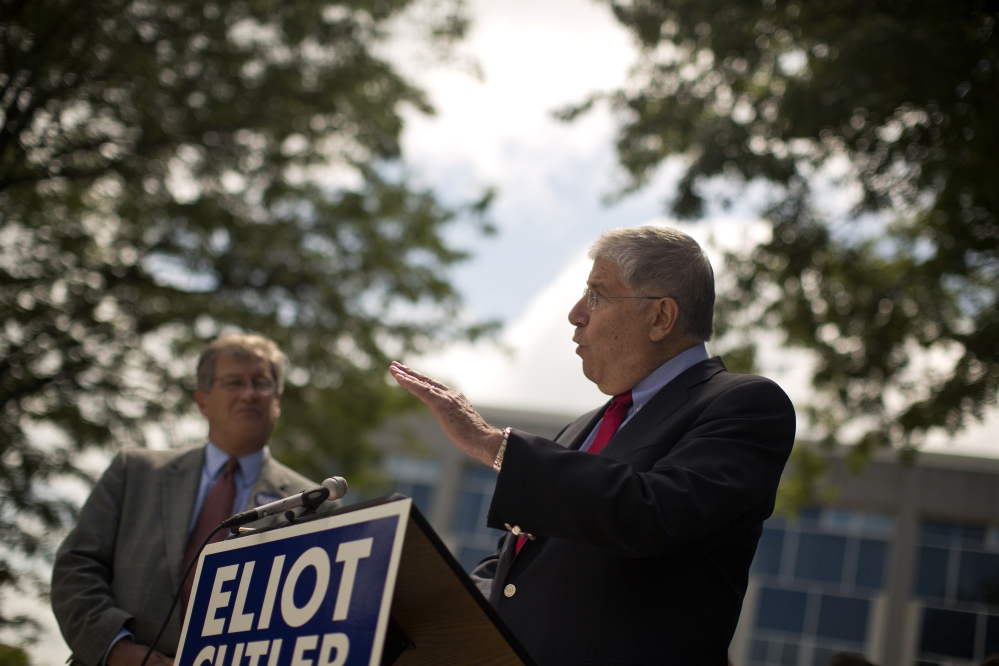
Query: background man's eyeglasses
213 377 277 395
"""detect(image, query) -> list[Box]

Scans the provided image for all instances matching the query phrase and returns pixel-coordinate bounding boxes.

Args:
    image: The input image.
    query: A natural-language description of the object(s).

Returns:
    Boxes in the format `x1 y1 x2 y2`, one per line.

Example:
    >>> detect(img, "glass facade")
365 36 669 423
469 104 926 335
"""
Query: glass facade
386 456 440 518
450 465 505 572
913 521 999 665
747 507 893 666
383 435 999 665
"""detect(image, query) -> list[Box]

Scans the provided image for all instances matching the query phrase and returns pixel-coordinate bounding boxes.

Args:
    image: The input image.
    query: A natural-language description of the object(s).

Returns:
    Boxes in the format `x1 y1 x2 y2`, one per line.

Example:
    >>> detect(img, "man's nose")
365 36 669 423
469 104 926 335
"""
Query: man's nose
235 382 264 397
568 297 588 326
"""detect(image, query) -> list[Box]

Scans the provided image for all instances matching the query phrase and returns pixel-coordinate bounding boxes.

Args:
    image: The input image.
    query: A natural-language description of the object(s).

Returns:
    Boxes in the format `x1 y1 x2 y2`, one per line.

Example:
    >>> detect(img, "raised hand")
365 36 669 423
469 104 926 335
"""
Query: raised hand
389 362 504 467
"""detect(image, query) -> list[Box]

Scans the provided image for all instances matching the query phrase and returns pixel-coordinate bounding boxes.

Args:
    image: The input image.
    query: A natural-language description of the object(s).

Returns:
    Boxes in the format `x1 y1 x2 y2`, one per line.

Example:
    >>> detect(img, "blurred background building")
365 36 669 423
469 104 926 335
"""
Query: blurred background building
363 406 999 666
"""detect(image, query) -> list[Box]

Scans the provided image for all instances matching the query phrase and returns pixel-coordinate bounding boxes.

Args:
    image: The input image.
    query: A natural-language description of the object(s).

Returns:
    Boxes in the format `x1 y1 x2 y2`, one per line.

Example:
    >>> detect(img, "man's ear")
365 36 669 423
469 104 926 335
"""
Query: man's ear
193 389 209 416
649 297 680 342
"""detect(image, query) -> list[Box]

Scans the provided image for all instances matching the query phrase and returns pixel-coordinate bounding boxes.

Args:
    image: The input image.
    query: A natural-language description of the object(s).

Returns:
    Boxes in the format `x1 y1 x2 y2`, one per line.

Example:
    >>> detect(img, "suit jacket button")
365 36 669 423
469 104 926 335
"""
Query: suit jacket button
503 584 516 598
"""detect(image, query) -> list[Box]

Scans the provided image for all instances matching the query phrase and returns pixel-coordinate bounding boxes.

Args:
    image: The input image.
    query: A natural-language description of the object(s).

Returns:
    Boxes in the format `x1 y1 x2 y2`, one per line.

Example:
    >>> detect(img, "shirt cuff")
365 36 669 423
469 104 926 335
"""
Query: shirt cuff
103 628 134 666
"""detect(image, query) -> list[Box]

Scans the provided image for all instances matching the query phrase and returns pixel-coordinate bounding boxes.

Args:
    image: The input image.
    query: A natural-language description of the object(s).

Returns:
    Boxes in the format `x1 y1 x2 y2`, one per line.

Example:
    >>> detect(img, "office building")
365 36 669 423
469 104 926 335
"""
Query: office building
373 406 999 666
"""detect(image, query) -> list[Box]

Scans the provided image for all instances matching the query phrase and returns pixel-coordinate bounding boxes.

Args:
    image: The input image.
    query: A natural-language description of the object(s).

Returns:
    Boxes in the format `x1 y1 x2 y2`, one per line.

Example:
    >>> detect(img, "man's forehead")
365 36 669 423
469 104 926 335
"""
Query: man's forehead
216 352 270 373
587 258 624 288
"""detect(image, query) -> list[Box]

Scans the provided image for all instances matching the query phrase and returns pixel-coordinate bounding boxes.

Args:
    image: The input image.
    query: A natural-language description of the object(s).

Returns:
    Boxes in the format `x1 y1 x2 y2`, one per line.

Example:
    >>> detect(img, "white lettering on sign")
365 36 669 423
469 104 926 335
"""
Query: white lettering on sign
195 537 377 640
203 565 239 637
193 640 286 665
281 547 331 628
333 539 373 621
288 633 350 666
318 633 350 666
258 554 285 630
291 635 318 666
266 638 283 666
192 645 214 666
244 639 269 666
229 561 256 633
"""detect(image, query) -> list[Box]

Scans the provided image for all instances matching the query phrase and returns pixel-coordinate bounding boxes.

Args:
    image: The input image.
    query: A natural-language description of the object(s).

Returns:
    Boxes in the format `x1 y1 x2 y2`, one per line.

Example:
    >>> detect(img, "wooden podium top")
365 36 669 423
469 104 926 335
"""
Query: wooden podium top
388 500 533 665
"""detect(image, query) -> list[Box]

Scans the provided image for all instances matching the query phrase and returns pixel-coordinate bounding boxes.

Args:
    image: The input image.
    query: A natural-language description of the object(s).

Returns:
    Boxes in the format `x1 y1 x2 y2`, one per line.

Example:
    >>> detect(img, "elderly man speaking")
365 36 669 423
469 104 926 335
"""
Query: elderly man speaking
390 226 795 665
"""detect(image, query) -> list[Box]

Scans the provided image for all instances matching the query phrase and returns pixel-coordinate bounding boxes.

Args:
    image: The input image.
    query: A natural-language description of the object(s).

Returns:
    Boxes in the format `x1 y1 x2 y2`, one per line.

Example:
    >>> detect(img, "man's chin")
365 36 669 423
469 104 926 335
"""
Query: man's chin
229 426 273 447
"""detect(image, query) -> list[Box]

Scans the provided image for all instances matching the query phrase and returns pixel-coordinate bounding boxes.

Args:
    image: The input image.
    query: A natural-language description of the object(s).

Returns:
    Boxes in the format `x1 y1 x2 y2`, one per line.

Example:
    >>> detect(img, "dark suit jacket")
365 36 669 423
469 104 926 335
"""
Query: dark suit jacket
51 446 324 666
471 358 795 666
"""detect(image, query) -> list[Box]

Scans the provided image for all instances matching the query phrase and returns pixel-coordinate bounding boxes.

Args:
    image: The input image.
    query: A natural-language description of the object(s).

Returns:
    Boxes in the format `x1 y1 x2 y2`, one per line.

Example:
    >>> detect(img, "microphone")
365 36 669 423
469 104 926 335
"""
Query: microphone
222 476 348 529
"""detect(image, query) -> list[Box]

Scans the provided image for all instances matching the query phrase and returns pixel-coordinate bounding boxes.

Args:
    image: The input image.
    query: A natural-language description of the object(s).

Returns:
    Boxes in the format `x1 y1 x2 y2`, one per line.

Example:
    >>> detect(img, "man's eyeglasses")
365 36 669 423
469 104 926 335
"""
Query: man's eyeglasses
213 376 278 396
584 288 664 310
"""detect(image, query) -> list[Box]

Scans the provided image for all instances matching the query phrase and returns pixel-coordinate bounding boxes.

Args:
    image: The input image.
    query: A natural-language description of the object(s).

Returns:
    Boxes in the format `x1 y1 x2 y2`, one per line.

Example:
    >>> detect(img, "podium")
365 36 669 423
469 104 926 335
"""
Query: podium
175 495 534 666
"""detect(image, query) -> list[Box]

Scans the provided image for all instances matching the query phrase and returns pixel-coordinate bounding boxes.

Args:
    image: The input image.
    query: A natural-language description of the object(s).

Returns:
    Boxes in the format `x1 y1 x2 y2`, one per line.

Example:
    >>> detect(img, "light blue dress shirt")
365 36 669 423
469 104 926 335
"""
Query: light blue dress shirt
579 343 709 452
186 441 267 535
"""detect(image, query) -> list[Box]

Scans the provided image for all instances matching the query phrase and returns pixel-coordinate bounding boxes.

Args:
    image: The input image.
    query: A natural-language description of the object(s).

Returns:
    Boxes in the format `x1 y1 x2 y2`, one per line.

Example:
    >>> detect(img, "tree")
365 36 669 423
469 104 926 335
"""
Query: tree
565 0 998 470
0 0 492 635
0 644 31 666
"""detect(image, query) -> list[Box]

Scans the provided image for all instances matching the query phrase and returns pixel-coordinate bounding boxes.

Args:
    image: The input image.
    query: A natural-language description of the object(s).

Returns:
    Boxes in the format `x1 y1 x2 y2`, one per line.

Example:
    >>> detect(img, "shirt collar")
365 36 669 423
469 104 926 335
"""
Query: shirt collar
630 343 709 412
204 440 268 483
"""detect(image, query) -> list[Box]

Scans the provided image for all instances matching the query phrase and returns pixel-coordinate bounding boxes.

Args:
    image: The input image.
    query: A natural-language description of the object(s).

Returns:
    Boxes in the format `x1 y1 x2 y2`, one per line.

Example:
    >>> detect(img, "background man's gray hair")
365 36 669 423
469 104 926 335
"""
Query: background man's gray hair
589 226 715 342
196 333 286 393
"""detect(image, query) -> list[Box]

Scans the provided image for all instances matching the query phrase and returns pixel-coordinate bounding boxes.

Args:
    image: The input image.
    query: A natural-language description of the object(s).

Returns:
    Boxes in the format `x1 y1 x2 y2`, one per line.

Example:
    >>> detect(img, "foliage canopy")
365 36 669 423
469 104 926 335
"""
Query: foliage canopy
0 0 490 633
567 0 998 469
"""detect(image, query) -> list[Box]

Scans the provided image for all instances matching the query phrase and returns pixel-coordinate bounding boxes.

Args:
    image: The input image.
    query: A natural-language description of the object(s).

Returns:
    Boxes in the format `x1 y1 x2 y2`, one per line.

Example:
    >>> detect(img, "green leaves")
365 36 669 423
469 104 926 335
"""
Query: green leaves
581 0 998 462
1 0 485 636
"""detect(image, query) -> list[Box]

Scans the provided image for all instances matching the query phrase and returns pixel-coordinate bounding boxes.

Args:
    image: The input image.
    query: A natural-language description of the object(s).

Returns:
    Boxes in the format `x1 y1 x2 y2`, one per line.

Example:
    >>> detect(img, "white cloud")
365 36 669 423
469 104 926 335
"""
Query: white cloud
414 217 786 413
413 217 998 460
416 249 603 415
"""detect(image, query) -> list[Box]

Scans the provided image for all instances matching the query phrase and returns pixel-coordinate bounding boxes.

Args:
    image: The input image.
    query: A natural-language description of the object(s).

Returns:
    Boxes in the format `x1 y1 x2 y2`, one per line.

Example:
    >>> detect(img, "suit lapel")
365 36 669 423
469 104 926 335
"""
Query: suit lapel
249 457 293 510
162 447 205 589
556 406 605 451
495 358 727 588
599 357 726 457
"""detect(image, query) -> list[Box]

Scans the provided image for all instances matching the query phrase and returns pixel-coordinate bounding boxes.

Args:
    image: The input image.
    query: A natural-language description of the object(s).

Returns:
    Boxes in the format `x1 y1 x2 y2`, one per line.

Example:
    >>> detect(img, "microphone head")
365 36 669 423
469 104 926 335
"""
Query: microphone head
321 476 348 500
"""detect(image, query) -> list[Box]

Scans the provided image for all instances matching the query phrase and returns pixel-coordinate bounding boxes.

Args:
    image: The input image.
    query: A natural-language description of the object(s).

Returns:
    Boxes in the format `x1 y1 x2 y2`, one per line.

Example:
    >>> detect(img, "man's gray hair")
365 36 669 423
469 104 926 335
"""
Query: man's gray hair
589 226 715 342
196 333 286 393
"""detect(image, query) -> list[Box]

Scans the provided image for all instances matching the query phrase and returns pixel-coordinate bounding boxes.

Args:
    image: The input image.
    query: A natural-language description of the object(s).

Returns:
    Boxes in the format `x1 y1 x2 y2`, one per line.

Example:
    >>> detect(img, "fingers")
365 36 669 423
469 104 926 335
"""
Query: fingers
107 640 173 666
389 361 450 391
389 363 431 404
389 361 502 466
146 652 173 666
389 363 457 406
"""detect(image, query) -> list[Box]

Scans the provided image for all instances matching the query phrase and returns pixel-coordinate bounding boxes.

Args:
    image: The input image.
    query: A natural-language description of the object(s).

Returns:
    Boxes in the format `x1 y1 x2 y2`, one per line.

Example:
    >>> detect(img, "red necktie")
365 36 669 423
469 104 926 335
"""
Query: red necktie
587 391 633 454
516 392 633 554
181 457 239 607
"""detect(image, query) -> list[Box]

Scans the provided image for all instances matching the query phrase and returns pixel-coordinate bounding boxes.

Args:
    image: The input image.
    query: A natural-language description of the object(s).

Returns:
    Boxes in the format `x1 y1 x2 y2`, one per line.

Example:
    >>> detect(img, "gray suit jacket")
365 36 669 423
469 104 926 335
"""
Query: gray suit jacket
51 446 324 666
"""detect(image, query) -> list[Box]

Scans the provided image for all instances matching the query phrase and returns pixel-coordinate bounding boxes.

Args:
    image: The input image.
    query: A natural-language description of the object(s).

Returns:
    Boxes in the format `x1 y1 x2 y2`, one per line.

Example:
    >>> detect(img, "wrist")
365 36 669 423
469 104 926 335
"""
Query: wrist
493 427 512 472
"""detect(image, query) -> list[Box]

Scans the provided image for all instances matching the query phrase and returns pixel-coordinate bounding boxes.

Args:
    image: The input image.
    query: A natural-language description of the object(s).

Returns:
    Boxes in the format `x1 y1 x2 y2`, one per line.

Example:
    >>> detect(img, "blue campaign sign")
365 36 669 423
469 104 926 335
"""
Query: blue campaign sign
175 499 411 666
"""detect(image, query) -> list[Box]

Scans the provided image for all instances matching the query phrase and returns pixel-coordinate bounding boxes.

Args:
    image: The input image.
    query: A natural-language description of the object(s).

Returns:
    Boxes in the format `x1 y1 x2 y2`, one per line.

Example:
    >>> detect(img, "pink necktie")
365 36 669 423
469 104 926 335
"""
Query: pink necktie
516 392 633 554
181 457 239 607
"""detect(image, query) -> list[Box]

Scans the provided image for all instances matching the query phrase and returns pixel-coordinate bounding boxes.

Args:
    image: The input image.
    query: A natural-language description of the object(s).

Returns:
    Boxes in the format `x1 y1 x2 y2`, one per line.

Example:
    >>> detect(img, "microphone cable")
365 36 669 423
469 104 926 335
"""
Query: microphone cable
137 478 344 665
140 522 228 666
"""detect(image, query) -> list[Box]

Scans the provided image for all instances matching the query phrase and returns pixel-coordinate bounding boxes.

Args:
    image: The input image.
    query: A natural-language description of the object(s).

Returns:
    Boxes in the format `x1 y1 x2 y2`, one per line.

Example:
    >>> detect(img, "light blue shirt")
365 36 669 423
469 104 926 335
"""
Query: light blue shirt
186 441 267 535
579 343 710 452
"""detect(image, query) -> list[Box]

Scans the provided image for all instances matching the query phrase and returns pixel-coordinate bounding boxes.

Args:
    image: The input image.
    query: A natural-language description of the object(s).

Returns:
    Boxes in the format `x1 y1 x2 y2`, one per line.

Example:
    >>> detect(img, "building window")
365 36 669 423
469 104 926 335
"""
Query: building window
385 456 440 518
746 507 893 665
450 465 505 572
913 520 999 664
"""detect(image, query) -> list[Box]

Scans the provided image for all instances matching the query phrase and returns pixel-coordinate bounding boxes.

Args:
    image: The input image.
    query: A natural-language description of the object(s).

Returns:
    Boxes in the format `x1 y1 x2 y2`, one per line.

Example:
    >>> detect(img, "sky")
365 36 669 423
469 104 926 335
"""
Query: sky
393 0 999 454
18 1 996 663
